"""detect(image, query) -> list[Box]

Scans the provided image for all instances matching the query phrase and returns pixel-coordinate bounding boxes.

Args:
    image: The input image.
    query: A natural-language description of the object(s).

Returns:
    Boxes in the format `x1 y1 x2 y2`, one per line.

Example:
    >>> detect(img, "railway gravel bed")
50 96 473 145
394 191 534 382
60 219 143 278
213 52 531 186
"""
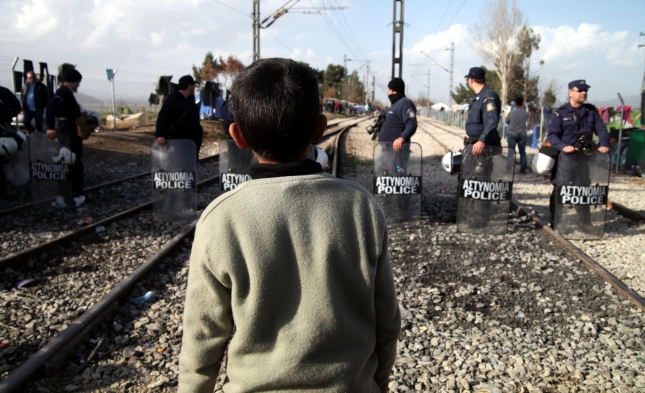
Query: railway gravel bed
0 178 222 381
7 122 645 392
0 145 220 259
419 117 645 298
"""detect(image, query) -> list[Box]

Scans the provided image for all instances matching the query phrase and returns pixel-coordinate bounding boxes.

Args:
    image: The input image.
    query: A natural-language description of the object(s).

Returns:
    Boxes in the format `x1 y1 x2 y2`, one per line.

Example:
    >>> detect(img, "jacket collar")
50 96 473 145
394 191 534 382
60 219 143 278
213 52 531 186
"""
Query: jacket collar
249 159 323 179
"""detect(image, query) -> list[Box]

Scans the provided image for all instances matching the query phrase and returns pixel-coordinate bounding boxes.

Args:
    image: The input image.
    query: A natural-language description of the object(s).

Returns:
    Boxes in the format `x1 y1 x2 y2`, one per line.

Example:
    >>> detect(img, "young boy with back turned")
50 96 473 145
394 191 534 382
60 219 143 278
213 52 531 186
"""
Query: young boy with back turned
178 58 401 393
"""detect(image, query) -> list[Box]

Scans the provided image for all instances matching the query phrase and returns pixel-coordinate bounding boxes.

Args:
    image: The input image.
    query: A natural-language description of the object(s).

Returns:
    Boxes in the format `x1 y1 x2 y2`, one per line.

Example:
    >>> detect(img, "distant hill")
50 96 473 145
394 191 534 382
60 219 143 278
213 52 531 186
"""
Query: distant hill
75 92 104 105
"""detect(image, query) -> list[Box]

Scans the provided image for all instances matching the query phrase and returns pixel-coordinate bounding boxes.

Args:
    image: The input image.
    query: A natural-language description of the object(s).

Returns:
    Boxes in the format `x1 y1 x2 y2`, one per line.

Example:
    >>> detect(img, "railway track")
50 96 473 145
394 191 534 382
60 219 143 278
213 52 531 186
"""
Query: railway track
2 117 643 392
338 123 645 392
417 119 645 310
0 118 365 393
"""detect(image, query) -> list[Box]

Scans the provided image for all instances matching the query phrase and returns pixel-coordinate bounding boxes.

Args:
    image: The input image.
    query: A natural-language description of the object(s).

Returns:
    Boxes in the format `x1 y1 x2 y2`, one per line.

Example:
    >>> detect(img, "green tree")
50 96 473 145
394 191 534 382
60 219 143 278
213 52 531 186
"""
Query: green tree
541 78 558 108
323 64 346 92
343 70 364 102
451 65 500 104
451 83 473 105
514 26 542 106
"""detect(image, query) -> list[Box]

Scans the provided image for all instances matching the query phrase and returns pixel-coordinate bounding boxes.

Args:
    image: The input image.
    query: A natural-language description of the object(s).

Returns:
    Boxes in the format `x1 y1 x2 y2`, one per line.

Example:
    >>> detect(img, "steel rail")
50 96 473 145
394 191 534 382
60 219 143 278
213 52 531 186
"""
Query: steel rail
0 220 198 393
421 119 645 312
510 199 645 313
331 123 357 177
0 175 219 270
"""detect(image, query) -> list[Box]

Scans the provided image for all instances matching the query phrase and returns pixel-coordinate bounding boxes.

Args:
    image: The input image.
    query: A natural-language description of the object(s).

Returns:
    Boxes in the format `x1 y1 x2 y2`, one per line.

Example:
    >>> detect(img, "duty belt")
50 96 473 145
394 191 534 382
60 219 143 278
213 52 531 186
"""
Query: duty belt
464 134 481 146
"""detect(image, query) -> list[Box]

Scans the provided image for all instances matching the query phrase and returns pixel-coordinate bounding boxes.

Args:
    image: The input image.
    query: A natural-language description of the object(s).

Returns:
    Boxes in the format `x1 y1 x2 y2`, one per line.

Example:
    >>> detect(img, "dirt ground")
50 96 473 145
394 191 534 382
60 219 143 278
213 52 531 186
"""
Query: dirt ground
81 112 349 166
80 119 228 167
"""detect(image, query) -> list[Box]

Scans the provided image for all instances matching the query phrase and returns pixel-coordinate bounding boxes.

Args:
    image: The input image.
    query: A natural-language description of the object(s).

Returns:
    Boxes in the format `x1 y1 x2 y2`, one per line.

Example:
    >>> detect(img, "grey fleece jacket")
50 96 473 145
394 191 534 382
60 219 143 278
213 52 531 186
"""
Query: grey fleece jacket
178 173 401 393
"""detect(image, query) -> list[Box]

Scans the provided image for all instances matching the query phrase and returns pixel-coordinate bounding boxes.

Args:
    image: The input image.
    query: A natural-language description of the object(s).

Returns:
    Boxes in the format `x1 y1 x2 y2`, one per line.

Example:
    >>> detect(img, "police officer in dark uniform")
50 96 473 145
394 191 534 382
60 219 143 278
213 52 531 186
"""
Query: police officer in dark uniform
379 78 417 152
460 67 501 228
45 69 85 207
546 79 610 225
156 75 203 157
464 67 501 155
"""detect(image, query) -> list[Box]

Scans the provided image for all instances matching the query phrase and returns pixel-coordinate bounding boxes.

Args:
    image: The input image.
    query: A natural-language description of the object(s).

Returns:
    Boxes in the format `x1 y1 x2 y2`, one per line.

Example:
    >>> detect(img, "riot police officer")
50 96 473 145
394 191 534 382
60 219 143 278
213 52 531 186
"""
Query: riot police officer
546 79 610 225
459 67 502 229
45 69 85 207
464 67 501 155
156 75 203 157
379 78 417 152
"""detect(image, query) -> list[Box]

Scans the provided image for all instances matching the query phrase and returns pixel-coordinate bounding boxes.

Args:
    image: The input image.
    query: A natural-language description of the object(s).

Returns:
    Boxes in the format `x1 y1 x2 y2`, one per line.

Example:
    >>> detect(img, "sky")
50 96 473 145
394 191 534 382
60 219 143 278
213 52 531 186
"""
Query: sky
0 0 643 107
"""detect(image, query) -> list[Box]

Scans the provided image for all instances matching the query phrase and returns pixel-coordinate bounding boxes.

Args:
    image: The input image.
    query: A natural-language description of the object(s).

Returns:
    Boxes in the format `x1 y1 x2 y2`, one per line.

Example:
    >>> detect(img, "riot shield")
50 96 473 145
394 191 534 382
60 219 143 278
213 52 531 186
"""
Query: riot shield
457 145 514 234
554 151 610 240
219 140 255 192
29 132 74 209
373 142 422 227
151 140 197 222
4 136 30 185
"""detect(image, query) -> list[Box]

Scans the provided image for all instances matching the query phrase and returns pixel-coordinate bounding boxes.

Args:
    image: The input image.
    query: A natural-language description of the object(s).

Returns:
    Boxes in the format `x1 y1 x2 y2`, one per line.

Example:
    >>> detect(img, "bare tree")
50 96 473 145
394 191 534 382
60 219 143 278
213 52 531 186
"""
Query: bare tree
217 55 245 90
472 0 525 106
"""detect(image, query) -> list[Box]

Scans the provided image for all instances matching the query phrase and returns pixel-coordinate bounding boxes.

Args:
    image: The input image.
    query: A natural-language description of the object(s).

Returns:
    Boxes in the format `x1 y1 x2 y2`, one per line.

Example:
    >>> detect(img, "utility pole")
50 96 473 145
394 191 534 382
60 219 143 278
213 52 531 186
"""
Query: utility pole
252 0 260 61
364 61 372 103
449 42 454 106
372 75 375 103
254 1 345 62
106 69 118 131
420 50 452 105
391 0 404 79
640 32 645 125
343 55 348 100
411 70 430 106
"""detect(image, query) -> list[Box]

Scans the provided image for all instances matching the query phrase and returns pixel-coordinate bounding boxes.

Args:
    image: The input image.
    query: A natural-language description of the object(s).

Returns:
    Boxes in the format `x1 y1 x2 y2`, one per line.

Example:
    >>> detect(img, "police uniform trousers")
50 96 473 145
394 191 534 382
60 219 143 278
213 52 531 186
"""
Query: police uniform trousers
56 120 84 197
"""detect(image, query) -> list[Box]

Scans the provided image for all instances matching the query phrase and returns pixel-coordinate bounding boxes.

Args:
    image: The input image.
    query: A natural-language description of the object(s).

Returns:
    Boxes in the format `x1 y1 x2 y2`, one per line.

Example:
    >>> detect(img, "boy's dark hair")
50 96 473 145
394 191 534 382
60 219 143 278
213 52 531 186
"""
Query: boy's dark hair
514 97 524 107
231 58 320 162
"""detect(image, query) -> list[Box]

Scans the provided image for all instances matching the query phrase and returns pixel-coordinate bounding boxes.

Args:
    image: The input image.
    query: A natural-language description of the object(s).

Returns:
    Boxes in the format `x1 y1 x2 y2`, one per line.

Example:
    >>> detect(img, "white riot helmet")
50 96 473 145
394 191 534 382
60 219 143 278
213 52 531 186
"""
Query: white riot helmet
531 145 559 175
0 137 18 158
442 151 462 175
52 147 76 164
0 130 26 158
314 147 329 169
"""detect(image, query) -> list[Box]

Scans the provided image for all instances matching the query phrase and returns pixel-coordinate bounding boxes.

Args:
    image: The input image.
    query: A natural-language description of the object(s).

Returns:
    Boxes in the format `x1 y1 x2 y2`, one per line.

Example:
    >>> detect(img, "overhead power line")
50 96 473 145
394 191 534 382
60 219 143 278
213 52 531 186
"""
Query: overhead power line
212 0 250 18
445 0 468 29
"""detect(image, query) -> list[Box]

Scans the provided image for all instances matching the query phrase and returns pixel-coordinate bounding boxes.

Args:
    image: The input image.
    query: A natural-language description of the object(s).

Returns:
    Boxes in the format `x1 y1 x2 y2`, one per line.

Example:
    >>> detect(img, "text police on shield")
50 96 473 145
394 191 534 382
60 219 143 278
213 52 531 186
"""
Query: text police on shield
153 171 196 190
374 176 421 195
459 179 512 201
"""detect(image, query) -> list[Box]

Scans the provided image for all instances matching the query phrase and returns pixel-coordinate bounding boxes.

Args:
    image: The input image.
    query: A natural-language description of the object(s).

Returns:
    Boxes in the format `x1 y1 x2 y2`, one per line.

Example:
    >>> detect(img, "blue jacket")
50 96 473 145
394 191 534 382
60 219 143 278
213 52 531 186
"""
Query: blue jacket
465 85 501 144
547 102 609 151
379 96 417 143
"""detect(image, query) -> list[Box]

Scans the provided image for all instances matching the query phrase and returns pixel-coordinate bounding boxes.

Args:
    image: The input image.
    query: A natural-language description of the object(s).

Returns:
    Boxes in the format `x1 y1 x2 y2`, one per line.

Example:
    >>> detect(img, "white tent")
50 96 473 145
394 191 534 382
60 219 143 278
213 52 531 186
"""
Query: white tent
431 102 450 111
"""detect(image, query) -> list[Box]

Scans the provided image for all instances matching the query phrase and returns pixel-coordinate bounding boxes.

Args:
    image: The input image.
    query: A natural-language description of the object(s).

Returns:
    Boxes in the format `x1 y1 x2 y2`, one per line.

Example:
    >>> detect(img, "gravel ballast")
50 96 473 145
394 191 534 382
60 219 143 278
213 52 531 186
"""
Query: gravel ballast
8 121 645 392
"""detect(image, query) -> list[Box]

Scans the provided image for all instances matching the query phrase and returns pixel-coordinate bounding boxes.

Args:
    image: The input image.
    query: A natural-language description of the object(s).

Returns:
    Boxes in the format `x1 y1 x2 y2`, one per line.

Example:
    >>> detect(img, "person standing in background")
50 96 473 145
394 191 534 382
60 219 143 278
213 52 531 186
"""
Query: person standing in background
505 96 529 174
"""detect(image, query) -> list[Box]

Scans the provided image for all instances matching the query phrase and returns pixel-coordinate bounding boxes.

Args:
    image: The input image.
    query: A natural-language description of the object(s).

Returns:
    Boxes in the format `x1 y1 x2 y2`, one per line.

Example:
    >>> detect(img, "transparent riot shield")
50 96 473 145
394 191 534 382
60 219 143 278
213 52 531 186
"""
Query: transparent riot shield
554 151 610 240
373 142 422 227
219 140 255 192
4 136 29 185
30 132 74 209
457 145 515 234
151 140 197 222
